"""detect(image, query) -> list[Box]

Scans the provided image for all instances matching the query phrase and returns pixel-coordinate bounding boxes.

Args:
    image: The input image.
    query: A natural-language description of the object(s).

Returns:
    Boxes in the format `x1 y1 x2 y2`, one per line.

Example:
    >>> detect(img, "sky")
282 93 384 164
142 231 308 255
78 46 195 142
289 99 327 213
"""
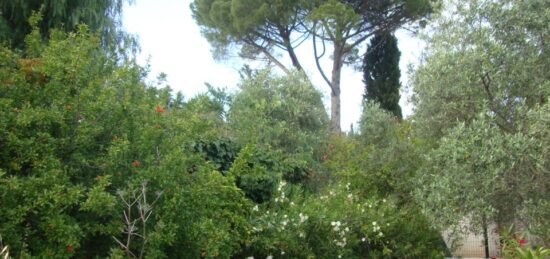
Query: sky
122 0 425 132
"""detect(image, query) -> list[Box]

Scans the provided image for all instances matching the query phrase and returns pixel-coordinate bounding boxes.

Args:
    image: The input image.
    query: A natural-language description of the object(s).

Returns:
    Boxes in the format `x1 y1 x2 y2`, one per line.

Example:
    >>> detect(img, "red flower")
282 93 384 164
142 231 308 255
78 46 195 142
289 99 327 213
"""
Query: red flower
131 160 141 167
156 105 165 113
519 239 527 246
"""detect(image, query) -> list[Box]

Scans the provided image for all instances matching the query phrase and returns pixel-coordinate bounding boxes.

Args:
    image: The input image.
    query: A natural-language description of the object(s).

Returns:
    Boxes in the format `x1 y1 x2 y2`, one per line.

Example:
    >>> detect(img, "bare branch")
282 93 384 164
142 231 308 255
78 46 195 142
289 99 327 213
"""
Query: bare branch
114 181 162 259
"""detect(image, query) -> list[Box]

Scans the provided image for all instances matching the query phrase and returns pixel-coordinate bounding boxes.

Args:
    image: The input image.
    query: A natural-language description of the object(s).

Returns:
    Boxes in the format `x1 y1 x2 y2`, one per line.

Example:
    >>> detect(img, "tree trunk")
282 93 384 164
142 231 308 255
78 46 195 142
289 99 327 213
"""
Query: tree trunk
288 45 303 71
281 29 303 71
483 217 490 258
330 45 343 132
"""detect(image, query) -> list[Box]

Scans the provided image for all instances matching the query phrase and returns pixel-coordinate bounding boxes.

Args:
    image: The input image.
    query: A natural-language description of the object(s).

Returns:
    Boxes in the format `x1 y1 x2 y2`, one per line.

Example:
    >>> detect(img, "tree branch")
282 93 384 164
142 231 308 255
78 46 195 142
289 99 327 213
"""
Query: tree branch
246 40 290 74
480 72 515 133
312 25 333 91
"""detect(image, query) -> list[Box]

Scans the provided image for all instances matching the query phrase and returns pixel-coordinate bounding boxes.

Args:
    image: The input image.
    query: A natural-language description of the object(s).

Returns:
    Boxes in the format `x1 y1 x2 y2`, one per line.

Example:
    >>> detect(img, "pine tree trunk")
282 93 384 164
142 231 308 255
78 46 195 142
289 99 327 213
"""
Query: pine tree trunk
330 45 343 132
288 46 302 71
282 32 303 71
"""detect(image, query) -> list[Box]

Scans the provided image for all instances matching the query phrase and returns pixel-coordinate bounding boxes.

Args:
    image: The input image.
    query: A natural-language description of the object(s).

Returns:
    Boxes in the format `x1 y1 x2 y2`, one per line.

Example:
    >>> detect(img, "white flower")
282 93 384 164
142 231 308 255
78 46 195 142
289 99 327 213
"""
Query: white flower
345 227 349 232
246 257 254 259
290 201 295 206
266 256 273 259
278 181 286 191
378 232 384 237
252 205 259 211
299 232 305 238
347 194 353 199
382 198 386 203
361 237 366 242
372 221 377 226
335 240 346 247
299 213 308 223
331 221 341 231
281 251 285 255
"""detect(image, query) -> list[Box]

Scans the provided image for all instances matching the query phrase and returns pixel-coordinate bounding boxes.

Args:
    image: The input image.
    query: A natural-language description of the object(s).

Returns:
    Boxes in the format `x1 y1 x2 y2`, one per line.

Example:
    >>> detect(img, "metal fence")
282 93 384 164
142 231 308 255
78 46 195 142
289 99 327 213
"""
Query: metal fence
443 219 501 258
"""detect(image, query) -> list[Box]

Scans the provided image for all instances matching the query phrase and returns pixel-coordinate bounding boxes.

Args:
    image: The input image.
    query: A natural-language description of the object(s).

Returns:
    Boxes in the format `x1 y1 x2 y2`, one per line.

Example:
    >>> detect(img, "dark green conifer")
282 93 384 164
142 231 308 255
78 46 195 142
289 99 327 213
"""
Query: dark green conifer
363 33 402 119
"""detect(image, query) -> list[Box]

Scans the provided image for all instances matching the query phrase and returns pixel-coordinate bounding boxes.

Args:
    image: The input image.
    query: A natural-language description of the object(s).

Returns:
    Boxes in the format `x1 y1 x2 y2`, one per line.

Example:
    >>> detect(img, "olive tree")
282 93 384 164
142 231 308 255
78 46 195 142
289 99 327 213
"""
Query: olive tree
411 0 550 240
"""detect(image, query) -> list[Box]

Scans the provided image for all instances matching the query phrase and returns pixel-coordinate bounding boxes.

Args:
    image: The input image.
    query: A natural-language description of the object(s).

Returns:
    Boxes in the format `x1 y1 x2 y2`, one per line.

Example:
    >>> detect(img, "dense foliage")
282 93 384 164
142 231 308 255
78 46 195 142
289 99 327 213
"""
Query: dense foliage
229 69 328 155
411 0 550 246
2 0 549 257
0 0 132 52
0 24 252 258
363 33 402 119
0 18 452 257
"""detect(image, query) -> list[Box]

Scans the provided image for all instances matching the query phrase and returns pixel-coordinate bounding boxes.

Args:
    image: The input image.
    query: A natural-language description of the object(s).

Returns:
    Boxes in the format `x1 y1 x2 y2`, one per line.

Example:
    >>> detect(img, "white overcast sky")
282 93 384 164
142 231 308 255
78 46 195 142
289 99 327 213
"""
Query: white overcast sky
122 0 425 132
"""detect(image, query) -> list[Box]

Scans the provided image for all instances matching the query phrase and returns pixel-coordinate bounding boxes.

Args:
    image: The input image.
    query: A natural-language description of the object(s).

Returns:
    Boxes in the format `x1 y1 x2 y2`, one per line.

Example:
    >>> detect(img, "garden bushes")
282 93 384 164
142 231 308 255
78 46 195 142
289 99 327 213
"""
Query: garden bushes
0 22 448 258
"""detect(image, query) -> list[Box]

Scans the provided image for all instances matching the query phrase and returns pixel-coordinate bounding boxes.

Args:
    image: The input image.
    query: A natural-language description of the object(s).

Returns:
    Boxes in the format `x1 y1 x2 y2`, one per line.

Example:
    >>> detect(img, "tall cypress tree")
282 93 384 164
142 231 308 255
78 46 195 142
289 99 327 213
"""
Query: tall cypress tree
363 33 402 119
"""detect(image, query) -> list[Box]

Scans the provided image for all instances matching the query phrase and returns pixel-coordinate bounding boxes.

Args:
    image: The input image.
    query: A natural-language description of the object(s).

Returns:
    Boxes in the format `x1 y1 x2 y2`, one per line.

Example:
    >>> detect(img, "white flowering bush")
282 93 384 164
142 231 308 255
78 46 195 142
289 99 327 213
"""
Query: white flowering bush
238 179 445 258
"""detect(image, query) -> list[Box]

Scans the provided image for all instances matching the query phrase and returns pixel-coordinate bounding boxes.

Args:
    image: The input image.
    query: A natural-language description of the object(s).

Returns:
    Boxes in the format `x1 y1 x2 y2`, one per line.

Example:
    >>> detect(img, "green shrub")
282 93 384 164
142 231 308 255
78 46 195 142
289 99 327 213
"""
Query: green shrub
188 137 240 173
228 145 283 203
228 69 328 161
0 23 252 258
355 102 424 200
241 182 446 258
